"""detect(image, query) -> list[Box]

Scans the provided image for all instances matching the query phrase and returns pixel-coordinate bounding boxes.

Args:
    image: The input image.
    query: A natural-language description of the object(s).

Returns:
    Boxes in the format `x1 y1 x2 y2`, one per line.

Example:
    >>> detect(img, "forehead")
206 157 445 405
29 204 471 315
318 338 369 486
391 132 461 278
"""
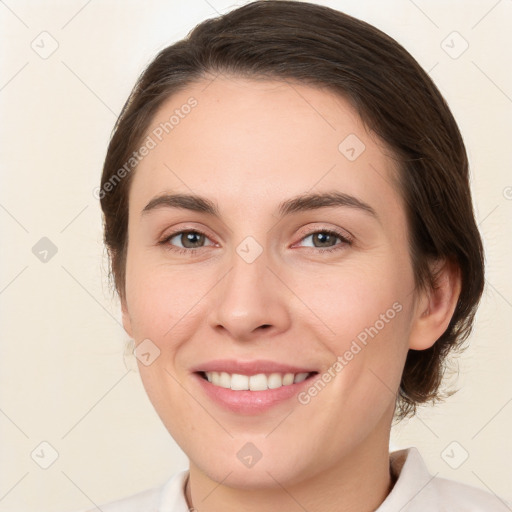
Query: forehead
129 76 404 225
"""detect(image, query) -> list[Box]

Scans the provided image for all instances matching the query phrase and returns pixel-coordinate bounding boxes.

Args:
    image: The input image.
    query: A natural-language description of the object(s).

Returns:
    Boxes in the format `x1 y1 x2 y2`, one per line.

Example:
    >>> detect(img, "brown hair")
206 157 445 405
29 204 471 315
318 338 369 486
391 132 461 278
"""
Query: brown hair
100 0 485 421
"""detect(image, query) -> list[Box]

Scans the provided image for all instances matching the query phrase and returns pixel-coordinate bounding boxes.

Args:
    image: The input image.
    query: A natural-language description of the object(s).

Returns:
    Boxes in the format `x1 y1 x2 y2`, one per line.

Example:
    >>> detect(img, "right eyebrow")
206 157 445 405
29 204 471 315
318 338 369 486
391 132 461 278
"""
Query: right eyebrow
142 193 219 216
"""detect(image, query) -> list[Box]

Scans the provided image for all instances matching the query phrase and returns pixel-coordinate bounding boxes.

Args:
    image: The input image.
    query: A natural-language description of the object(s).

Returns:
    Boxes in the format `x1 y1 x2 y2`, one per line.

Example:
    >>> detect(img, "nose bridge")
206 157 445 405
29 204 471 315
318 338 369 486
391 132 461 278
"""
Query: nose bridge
208 237 290 339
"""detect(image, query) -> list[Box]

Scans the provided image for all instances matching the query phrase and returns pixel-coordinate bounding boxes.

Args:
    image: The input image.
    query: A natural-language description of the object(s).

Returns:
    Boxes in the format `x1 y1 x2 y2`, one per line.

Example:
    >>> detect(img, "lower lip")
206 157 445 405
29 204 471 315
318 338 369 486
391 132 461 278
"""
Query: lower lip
193 372 318 415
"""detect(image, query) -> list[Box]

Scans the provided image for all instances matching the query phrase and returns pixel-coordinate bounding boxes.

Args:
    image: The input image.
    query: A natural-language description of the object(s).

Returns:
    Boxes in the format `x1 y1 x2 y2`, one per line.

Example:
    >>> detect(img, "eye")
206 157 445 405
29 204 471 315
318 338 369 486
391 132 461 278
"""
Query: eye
159 229 215 255
295 228 352 253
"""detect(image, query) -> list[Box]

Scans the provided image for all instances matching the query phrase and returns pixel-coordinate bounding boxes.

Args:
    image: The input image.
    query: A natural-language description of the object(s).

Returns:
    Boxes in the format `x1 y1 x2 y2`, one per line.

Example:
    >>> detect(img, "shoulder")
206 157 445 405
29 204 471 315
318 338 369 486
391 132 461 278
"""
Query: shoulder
433 476 512 511
385 447 511 512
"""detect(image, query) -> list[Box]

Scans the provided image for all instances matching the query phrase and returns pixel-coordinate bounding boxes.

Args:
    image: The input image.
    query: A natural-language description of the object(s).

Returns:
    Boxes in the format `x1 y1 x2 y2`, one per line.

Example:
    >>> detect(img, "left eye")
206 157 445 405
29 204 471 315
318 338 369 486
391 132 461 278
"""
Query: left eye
296 229 351 251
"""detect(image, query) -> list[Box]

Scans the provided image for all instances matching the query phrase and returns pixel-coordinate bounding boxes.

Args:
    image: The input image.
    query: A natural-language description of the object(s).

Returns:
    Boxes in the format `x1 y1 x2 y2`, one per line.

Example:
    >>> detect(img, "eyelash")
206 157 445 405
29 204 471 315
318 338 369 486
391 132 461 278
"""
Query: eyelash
158 228 353 256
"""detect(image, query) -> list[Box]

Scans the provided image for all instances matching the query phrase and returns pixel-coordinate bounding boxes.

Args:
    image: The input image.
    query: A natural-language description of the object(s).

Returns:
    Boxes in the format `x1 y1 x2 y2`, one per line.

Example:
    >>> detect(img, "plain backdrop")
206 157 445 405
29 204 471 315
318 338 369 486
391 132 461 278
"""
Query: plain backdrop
1 1 511 511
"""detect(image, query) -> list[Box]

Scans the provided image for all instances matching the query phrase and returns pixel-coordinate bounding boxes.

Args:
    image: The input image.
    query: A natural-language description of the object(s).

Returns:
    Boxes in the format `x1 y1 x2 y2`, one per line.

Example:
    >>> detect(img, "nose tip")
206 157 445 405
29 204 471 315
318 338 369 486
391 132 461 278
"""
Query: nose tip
213 311 275 341
207 257 290 341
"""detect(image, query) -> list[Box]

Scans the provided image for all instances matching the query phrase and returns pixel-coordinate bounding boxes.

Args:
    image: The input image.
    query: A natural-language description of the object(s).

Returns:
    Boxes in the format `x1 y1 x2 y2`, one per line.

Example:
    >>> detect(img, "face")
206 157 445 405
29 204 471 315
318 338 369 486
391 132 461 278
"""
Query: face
122 76 424 488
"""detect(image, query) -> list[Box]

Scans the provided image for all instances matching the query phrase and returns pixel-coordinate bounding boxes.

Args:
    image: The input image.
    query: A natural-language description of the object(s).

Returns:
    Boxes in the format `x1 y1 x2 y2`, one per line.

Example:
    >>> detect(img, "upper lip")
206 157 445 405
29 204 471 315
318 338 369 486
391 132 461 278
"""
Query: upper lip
191 359 318 376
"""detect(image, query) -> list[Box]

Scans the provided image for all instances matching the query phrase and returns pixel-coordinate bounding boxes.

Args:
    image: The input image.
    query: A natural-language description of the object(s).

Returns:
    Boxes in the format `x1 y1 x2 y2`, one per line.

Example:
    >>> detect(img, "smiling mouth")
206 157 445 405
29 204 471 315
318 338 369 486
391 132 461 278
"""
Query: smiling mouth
196 370 318 391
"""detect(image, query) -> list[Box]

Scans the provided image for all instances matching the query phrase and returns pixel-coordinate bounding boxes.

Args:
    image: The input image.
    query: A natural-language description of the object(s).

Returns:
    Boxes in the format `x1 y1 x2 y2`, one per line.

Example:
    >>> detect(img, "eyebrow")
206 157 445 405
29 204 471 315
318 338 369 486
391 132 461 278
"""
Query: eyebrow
142 191 378 220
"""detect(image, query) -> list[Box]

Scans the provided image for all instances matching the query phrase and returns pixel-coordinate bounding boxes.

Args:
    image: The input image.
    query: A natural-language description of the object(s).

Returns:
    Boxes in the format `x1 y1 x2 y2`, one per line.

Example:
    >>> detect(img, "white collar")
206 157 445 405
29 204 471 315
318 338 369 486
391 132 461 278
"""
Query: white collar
155 446 486 511
378 446 439 510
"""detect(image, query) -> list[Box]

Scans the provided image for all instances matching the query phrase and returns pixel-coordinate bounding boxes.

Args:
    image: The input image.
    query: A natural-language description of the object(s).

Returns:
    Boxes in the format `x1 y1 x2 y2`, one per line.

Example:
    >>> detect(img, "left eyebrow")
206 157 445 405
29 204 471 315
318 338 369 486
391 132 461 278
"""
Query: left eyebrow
141 191 378 220
277 191 378 220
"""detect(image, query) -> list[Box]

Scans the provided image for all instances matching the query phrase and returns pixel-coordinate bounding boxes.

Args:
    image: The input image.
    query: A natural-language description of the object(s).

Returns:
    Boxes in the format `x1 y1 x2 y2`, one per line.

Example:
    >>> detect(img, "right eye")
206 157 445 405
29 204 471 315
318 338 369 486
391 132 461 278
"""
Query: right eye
159 229 216 255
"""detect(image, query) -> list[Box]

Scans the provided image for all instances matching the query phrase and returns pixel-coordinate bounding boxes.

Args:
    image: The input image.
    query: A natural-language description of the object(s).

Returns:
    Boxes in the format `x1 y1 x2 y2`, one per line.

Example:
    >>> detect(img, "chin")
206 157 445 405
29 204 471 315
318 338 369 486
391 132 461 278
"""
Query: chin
192 446 316 490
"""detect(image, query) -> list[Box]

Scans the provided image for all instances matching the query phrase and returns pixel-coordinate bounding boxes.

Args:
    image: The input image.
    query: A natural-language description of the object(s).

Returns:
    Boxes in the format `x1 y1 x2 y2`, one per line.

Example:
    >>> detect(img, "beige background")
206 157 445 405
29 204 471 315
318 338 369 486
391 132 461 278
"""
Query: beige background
1 0 511 510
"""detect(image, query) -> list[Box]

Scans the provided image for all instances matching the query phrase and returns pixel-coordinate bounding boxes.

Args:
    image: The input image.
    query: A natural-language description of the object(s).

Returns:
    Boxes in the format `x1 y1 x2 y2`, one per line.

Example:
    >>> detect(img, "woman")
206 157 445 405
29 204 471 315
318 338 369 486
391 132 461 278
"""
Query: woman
83 1 510 510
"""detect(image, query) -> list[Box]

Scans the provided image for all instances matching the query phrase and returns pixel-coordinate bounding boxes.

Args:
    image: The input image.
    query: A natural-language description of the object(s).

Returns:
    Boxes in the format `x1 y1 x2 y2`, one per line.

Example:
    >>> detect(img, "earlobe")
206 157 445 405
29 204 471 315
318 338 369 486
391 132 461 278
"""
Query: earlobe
408 259 462 350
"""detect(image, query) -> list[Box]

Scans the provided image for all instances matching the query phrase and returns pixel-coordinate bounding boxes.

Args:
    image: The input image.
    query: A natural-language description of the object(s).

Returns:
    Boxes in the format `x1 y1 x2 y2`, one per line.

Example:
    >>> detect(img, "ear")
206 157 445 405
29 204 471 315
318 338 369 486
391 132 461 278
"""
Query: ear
408 258 461 350
121 295 133 338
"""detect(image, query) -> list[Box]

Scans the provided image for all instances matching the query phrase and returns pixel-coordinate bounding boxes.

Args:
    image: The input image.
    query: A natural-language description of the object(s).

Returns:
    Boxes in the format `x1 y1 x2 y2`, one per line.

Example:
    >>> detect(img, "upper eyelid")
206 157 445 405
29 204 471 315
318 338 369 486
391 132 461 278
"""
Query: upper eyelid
159 223 217 241
295 223 353 241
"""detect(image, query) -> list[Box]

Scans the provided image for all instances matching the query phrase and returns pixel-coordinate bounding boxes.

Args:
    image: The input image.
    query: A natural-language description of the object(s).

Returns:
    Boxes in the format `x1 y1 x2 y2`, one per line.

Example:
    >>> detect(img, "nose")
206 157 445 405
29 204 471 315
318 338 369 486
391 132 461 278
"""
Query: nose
208 246 291 342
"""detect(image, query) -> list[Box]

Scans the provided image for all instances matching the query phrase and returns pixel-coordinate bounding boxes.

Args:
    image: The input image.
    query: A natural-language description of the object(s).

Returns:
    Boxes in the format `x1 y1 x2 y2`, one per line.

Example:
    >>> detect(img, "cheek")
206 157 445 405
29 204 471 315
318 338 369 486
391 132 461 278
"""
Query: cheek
291 256 410 348
124 255 206 341
123 259 206 432
288 256 413 403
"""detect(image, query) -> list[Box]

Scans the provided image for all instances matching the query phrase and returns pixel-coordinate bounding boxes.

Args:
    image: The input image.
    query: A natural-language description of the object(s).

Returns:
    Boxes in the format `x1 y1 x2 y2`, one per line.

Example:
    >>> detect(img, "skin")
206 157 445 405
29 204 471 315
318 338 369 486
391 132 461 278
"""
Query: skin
120 75 461 512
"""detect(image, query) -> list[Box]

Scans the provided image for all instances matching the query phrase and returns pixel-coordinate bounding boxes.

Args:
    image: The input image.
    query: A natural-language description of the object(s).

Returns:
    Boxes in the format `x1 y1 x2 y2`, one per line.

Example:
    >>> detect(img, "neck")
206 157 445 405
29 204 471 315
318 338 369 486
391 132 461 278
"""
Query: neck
185 426 395 512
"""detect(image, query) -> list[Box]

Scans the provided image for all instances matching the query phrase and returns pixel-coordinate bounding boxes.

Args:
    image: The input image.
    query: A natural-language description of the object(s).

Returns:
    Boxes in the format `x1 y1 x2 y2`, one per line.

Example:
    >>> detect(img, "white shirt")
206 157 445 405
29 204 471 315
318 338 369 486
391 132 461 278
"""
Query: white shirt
75 447 511 511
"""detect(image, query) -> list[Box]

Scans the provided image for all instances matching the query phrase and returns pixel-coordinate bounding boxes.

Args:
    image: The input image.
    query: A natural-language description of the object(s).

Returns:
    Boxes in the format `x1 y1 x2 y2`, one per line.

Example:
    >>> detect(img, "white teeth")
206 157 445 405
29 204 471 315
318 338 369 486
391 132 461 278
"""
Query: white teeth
231 373 249 390
219 371 231 388
293 372 309 384
203 371 312 390
206 371 232 388
268 373 283 389
283 373 294 385
249 373 267 391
